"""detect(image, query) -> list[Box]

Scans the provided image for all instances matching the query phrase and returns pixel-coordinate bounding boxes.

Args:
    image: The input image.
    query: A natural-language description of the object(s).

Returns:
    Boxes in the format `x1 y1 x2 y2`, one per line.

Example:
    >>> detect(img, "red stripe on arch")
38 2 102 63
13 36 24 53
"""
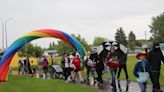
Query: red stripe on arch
34 29 72 45
0 55 14 82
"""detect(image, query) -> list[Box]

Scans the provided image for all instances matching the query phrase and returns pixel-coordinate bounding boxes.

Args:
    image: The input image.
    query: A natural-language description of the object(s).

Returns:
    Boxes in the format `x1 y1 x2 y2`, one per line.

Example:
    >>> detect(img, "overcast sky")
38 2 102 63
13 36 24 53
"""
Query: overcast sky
0 0 164 48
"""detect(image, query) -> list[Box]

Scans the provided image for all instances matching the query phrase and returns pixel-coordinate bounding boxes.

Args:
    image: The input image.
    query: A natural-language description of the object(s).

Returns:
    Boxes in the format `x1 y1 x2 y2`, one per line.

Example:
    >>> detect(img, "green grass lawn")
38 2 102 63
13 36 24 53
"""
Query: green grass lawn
0 75 100 92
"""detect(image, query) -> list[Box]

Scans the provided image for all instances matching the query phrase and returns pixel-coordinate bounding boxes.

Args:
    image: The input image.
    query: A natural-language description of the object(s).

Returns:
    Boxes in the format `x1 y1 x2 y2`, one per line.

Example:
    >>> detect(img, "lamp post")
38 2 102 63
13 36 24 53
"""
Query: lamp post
5 18 14 48
0 18 4 50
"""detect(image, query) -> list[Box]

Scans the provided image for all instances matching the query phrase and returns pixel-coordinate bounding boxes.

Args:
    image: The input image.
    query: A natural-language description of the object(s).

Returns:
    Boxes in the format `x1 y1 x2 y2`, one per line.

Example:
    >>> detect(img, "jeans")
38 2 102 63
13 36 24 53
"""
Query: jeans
105 66 111 79
138 82 147 92
110 68 117 89
87 67 95 79
96 68 103 83
117 64 129 80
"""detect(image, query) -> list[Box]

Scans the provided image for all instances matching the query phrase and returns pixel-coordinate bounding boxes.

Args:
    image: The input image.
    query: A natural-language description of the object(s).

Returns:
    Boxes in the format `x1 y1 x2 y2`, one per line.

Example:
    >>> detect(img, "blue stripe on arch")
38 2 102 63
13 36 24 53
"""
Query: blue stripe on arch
60 31 85 57
0 36 40 67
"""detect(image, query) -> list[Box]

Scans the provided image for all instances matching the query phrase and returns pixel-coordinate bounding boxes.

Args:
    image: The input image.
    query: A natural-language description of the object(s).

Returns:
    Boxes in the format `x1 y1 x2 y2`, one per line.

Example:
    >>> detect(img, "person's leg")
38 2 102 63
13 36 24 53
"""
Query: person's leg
78 71 84 82
117 65 122 80
18 66 21 75
22 68 25 76
87 67 90 80
65 68 69 80
72 70 76 82
150 71 155 89
106 67 110 80
96 68 100 82
123 64 129 80
110 69 116 90
153 72 161 91
143 82 147 92
91 68 95 78
138 82 145 92
99 69 103 84
64 68 67 80
45 67 48 78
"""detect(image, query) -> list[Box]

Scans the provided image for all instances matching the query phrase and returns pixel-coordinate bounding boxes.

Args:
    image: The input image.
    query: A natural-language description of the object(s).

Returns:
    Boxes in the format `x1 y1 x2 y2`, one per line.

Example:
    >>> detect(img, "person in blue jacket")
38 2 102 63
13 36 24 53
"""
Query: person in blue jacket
133 52 149 92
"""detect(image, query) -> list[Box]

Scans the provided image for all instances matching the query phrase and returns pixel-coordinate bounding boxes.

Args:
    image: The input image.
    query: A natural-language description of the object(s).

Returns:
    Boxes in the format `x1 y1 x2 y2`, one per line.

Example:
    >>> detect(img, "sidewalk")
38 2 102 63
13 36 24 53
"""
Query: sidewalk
102 80 164 92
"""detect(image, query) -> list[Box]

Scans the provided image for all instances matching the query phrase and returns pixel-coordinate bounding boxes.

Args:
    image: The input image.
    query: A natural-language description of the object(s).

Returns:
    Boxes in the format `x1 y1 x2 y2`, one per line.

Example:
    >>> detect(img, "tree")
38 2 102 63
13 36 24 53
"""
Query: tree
18 43 43 58
48 42 58 50
115 27 128 46
128 31 136 41
93 37 108 46
128 31 136 50
149 12 164 43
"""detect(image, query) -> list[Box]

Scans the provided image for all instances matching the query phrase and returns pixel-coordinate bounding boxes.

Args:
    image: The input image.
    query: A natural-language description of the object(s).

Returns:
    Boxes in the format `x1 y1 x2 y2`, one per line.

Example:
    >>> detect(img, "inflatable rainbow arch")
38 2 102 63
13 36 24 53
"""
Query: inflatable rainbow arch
0 29 86 82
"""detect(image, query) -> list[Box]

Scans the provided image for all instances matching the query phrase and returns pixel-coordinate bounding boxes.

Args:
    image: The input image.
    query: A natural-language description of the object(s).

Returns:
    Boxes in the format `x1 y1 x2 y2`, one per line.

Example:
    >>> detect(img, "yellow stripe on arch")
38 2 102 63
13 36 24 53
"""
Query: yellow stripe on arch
24 31 52 37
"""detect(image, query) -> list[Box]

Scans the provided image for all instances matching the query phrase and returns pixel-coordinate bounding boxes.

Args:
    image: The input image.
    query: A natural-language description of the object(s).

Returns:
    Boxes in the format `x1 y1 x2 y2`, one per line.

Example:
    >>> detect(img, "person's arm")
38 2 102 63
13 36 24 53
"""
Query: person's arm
160 51 164 63
133 63 139 78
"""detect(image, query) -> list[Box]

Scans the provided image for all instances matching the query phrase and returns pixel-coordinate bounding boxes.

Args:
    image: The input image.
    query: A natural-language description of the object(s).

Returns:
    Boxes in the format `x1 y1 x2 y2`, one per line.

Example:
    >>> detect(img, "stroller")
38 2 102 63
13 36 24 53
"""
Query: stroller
49 65 63 79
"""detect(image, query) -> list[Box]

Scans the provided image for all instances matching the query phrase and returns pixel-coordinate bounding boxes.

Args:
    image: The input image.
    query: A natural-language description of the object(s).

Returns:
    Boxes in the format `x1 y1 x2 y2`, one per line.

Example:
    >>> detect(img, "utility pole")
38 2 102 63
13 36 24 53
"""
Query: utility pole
0 18 4 50
145 31 147 40
0 18 14 50
4 18 14 48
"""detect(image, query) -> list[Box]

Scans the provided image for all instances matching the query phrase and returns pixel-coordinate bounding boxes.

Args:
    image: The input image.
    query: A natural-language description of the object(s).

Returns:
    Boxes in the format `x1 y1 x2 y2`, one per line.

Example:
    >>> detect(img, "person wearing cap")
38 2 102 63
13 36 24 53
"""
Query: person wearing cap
133 52 149 92
148 43 164 92
72 53 84 83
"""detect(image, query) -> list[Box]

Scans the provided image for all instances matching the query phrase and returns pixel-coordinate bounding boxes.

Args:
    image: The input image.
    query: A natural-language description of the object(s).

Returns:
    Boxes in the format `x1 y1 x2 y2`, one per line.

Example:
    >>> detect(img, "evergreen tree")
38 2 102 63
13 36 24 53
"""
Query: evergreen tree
115 27 128 46
128 31 136 41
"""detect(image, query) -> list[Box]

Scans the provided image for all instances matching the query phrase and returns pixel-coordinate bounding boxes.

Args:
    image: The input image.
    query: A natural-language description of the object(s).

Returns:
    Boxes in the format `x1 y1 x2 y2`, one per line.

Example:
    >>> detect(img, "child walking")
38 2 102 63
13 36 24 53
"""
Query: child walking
133 52 149 92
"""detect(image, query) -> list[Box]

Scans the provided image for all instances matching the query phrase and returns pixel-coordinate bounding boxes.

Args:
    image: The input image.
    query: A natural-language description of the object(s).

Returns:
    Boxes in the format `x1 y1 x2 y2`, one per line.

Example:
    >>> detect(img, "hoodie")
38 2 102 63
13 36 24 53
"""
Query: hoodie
148 43 164 71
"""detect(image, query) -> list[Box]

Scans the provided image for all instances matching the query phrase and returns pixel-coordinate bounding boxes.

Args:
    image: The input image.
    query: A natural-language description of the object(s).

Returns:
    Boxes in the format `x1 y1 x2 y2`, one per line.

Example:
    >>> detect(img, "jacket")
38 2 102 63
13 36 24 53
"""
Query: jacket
115 48 127 65
148 48 164 71
133 60 149 78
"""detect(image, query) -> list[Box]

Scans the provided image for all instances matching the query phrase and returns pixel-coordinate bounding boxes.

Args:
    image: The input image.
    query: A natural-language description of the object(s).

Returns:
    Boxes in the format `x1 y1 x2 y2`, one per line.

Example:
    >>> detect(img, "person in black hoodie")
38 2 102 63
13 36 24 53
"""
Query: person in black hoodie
115 47 129 82
148 43 164 92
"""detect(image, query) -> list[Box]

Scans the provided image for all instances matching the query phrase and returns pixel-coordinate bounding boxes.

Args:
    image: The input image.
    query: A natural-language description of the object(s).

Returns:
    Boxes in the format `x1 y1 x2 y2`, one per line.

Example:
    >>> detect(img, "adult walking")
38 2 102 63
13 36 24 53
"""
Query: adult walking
84 51 91 84
148 43 164 92
116 47 129 82
72 53 84 83
61 54 71 81
42 56 49 78
18 58 25 75
106 47 120 92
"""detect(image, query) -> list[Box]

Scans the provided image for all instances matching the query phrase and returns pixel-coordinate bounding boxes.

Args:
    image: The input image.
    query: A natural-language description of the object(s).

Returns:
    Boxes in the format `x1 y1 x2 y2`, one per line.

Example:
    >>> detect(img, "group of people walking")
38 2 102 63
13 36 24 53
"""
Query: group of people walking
61 53 84 83
17 43 163 92
84 46 129 92
78 43 164 92
18 57 36 76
